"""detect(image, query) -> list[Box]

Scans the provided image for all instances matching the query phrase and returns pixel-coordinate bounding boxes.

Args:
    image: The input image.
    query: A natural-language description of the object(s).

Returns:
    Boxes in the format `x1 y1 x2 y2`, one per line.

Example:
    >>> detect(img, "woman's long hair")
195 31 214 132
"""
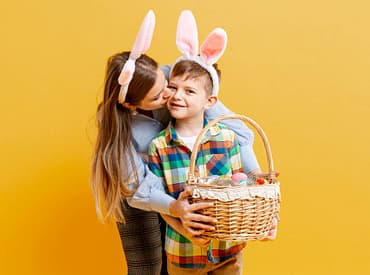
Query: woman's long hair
91 52 158 222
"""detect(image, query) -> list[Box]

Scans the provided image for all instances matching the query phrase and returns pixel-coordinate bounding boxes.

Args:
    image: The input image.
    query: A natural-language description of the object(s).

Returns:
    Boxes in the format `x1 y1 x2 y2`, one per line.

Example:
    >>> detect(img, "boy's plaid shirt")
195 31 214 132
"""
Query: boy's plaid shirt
148 119 246 268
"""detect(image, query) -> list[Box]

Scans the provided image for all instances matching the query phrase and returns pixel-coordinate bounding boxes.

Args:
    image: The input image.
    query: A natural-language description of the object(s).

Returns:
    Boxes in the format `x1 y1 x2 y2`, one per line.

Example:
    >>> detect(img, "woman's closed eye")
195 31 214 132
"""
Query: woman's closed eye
152 90 163 101
152 95 161 101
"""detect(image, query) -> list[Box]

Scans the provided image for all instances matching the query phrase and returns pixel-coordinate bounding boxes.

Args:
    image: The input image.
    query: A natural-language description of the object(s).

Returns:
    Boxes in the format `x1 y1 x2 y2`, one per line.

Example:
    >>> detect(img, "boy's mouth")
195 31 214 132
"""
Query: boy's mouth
169 102 186 108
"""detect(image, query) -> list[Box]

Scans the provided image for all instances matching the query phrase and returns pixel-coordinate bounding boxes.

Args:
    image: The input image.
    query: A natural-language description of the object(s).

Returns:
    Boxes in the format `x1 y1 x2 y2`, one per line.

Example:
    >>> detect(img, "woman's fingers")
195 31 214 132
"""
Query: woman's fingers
187 235 210 247
173 190 217 225
266 227 277 240
191 237 210 247
183 220 215 231
177 187 193 200
261 216 279 241
187 212 216 224
184 226 205 236
187 200 216 215
184 227 211 247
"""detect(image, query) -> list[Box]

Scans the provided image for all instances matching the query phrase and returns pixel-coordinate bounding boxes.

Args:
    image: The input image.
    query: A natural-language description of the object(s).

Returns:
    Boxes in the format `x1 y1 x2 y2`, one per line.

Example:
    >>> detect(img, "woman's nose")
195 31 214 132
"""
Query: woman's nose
162 87 172 100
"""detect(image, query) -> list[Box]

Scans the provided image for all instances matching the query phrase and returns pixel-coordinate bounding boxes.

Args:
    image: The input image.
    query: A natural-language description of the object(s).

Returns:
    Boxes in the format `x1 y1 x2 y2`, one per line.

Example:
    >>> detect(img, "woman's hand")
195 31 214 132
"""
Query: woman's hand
169 187 217 232
249 169 281 241
160 214 210 247
184 235 210 247
261 214 280 241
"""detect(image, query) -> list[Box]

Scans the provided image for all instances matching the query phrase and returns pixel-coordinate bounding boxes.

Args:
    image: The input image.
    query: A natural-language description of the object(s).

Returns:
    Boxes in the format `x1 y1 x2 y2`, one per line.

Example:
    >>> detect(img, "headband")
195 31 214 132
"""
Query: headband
170 10 227 96
118 10 155 103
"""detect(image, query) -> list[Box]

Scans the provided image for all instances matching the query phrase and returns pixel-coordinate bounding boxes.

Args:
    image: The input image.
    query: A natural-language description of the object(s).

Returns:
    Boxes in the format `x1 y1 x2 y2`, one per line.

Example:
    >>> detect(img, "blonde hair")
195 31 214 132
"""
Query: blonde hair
91 52 158 223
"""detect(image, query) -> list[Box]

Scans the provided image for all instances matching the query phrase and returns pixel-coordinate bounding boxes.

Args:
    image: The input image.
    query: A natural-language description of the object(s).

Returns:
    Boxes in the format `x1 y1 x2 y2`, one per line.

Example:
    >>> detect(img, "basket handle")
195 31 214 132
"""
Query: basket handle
189 114 276 180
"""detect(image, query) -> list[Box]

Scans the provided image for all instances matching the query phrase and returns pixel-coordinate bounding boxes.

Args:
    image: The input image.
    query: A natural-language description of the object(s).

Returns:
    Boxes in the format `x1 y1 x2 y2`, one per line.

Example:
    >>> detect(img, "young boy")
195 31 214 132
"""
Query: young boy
147 59 246 274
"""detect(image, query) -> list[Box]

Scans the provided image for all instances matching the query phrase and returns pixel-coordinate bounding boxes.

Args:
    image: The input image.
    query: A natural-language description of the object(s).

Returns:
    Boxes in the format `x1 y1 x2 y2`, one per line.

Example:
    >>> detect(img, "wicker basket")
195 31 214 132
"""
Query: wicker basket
187 114 281 241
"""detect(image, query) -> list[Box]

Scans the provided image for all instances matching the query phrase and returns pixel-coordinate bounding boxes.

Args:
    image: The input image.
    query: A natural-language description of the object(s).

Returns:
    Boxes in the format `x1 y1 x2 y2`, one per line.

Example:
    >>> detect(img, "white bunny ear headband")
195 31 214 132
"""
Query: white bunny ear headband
118 10 155 104
170 10 227 96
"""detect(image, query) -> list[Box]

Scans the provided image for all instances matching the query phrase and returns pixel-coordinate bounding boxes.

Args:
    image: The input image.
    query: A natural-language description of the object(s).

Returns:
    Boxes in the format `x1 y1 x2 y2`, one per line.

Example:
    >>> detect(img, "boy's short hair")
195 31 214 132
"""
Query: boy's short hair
171 60 221 96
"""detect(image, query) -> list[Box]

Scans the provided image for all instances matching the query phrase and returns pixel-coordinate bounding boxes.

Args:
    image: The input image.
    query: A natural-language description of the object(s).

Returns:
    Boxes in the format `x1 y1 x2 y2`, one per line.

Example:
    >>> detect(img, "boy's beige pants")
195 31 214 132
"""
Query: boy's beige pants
167 252 243 275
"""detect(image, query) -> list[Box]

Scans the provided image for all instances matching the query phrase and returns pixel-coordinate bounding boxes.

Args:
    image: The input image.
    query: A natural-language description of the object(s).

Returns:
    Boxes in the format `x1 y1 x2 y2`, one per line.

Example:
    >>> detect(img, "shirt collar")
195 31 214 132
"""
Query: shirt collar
164 118 221 145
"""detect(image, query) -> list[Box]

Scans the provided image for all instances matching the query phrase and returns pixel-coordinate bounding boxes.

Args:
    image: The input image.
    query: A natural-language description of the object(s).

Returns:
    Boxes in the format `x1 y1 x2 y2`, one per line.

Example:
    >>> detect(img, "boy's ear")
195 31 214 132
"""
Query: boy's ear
204 95 218 110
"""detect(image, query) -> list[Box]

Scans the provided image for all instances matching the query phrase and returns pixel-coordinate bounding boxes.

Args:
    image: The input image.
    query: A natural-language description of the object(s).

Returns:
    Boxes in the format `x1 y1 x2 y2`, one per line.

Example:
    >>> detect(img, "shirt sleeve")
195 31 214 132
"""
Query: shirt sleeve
205 100 260 173
147 141 165 178
239 144 260 173
127 166 174 215
126 143 174 215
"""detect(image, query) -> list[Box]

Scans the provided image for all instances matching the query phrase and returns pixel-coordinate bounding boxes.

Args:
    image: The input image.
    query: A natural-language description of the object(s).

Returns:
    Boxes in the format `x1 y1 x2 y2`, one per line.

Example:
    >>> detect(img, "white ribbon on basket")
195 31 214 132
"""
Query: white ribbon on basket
192 184 280 202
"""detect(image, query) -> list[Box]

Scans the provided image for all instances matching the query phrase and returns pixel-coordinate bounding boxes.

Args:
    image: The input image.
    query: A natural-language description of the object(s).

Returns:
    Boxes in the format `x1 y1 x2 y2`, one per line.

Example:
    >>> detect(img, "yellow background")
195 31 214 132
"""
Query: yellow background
1 0 369 274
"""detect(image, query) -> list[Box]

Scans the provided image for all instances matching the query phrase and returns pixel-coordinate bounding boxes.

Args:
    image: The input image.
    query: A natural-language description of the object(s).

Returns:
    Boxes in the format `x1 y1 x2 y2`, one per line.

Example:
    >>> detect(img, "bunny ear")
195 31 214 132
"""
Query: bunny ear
118 59 135 103
176 10 199 57
118 59 135 85
130 10 156 59
200 28 227 65
118 10 155 103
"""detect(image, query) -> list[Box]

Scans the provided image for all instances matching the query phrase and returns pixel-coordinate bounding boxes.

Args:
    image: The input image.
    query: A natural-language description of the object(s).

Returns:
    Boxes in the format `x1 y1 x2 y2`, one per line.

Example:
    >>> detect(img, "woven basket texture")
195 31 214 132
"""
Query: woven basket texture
187 114 281 241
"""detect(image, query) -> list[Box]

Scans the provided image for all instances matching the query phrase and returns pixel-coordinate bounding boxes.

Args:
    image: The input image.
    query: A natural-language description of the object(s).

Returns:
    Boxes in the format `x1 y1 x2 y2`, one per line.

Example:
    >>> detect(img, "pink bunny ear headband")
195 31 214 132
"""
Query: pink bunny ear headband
170 10 227 96
117 10 155 104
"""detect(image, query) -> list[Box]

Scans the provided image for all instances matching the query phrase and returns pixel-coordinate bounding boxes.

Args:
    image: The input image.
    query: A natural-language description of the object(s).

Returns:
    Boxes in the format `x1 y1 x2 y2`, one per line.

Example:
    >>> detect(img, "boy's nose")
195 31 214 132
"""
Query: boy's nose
171 89 183 100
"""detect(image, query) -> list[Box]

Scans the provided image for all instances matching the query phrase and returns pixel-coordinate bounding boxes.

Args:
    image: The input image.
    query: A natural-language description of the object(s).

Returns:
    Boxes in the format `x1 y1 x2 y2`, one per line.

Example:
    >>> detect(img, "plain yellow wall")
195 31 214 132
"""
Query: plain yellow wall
1 0 369 274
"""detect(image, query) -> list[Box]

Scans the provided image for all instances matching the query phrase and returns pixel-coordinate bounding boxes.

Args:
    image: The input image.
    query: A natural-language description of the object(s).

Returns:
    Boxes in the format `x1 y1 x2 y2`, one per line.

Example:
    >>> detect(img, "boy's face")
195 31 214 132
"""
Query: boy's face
167 74 217 120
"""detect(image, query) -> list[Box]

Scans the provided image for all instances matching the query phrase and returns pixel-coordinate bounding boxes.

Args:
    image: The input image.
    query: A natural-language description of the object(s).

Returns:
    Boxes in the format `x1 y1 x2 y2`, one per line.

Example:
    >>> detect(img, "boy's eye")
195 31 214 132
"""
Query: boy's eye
186 89 195 94
167 85 177 92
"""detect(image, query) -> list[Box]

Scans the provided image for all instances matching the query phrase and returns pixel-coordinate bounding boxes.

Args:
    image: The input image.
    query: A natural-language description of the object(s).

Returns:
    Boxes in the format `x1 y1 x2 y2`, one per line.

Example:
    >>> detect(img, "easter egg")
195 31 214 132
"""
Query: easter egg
231 172 248 182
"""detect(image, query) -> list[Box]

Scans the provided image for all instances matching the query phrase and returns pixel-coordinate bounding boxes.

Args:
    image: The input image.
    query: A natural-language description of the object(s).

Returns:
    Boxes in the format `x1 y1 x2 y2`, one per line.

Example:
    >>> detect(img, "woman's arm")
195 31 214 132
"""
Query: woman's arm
126 163 173 214
205 101 261 173
127 144 216 230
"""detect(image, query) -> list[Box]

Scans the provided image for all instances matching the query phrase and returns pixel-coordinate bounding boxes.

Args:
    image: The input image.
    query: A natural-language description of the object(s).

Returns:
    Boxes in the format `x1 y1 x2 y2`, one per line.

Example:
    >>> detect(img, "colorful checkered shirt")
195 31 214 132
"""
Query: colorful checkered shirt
148 119 246 268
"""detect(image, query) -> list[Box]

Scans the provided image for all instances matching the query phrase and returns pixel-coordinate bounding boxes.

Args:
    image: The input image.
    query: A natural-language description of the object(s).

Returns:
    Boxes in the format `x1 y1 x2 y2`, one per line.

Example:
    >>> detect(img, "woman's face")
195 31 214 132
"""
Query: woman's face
136 69 171 111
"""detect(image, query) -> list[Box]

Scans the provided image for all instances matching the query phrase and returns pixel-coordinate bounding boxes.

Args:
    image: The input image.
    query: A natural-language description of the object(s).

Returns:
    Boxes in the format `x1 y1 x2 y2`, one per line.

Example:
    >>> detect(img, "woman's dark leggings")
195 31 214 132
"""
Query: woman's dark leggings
116 200 167 275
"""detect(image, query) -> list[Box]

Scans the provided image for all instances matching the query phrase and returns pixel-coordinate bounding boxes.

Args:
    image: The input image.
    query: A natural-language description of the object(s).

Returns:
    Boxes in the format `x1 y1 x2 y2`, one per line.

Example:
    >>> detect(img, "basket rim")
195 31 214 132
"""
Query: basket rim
188 114 277 182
